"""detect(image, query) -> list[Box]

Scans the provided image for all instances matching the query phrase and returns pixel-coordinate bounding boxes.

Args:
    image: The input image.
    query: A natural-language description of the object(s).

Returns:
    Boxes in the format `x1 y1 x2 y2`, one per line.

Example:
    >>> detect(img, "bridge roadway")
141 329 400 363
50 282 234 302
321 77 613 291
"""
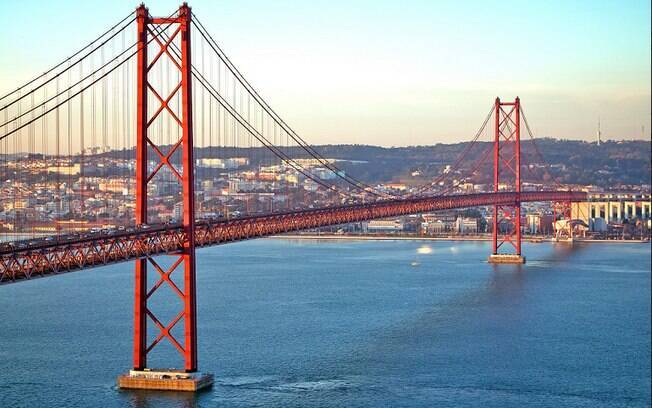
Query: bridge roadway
0 191 586 284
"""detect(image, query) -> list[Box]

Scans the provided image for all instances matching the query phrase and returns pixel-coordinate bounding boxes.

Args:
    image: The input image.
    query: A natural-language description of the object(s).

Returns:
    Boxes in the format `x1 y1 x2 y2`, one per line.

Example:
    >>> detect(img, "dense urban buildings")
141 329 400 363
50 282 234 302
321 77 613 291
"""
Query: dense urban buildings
2 144 649 241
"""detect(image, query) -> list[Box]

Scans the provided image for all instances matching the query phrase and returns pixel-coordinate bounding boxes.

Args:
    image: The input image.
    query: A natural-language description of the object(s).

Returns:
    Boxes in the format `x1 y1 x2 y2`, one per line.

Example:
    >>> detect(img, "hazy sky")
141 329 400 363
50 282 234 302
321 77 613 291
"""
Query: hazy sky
1 0 650 147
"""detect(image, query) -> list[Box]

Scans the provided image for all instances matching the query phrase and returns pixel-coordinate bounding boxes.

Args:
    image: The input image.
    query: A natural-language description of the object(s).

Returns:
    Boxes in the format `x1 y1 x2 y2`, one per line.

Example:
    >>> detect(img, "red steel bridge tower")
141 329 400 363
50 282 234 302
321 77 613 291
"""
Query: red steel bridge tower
488 97 526 264
118 3 213 391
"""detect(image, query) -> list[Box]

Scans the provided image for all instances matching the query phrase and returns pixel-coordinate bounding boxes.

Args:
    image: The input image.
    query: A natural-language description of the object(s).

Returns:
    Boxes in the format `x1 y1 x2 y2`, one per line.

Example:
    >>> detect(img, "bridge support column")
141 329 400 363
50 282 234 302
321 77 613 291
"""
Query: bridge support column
118 3 212 392
488 97 525 264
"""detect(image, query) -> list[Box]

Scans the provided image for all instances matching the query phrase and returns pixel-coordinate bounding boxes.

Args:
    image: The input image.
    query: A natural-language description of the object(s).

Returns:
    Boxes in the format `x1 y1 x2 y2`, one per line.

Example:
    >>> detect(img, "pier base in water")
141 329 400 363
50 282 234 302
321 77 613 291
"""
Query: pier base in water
487 254 526 264
118 370 213 392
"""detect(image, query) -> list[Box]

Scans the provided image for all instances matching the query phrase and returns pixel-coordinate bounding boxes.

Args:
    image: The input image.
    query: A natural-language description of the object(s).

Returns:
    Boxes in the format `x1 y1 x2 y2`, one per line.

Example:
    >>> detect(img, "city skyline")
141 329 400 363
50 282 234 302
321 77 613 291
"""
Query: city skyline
1 0 650 147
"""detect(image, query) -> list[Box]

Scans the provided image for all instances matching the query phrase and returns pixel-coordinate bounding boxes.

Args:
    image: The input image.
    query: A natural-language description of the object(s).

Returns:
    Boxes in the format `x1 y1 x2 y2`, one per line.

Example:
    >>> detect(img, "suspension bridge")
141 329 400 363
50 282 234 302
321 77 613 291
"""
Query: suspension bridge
0 3 586 391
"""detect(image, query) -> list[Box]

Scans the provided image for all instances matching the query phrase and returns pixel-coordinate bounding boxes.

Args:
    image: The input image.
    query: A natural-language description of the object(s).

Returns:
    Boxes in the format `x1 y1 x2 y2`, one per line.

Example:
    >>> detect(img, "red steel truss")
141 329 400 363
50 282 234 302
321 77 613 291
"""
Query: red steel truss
0 191 587 285
134 4 197 372
492 97 523 256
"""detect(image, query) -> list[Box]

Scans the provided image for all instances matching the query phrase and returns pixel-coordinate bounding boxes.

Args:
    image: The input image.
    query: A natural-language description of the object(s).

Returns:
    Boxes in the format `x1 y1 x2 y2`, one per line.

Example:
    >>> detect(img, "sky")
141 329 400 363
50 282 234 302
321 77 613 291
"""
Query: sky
0 0 650 147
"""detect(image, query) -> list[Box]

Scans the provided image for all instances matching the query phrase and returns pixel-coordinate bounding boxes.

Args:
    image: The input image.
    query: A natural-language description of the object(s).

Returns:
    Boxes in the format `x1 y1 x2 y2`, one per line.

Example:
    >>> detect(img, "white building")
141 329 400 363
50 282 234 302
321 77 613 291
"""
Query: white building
365 219 404 233
455 217 478 234
197 157 249 169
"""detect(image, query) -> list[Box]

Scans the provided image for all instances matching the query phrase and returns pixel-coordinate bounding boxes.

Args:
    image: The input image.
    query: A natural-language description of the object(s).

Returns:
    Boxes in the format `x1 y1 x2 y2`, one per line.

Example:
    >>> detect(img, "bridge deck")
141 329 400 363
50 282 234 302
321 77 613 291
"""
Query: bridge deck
0 191 586 284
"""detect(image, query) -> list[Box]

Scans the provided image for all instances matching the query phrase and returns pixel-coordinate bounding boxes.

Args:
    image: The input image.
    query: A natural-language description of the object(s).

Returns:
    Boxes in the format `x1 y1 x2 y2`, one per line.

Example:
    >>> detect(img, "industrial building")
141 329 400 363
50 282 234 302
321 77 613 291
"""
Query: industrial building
572 193 651 231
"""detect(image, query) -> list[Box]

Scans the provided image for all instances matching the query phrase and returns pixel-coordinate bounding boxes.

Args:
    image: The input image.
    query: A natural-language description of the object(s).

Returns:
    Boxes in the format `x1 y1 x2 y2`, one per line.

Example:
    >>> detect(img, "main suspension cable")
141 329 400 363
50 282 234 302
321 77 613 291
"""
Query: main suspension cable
521 107 565 190
149 22 361 200
194 75 353 197
0 20 139 129
191 14 393 199
408 105 494 197
0 15 178 142
438 141 494 197
0 11 134 104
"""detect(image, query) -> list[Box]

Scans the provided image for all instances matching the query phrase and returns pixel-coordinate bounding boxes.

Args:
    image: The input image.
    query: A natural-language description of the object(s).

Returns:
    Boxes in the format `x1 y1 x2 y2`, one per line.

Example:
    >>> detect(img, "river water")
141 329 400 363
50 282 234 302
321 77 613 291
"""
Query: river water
0 239 650 407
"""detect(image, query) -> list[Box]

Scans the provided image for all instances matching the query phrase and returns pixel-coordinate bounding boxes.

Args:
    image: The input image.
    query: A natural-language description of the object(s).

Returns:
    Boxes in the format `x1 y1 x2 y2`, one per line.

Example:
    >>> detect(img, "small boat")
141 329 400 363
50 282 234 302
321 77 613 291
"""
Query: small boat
410 261 420 267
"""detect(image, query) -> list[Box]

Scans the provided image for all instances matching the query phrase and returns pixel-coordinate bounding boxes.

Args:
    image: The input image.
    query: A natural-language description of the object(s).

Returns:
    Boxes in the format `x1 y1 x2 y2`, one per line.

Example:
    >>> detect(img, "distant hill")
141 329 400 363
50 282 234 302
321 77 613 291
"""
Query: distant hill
100 138 650 188
307 139 651 188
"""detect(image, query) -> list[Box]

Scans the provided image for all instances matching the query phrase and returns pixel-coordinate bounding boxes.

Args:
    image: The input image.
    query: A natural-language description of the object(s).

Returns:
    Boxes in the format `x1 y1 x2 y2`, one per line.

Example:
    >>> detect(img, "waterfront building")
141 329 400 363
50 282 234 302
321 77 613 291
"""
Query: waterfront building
572 193 652 231
454 217 478 234
364 219 404 233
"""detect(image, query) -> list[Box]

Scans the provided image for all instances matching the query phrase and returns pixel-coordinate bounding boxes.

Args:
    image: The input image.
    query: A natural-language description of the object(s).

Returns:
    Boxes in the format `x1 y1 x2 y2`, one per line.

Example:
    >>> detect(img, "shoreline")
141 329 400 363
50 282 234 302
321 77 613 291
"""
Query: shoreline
269 234 650 244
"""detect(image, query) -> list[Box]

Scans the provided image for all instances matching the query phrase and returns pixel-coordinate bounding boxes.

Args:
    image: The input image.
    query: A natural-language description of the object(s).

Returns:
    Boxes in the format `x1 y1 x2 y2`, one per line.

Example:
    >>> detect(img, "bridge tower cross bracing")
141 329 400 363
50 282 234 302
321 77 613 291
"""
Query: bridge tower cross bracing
488 97 525 264
119 3 212 392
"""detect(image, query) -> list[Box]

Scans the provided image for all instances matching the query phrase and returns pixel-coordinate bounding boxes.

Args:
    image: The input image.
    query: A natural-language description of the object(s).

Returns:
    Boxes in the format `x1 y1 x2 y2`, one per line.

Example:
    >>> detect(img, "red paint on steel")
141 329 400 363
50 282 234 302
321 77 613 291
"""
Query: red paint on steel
130 3 198 373
134 3 149 371
515 97 522 255
492 97 500 254
178 3 198 372
0 191 587 284
491 97 523 256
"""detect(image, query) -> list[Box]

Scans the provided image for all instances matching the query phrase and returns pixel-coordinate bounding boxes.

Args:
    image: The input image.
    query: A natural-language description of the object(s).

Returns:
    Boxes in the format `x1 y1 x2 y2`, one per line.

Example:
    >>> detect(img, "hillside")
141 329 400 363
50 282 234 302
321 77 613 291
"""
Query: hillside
309 139 651 188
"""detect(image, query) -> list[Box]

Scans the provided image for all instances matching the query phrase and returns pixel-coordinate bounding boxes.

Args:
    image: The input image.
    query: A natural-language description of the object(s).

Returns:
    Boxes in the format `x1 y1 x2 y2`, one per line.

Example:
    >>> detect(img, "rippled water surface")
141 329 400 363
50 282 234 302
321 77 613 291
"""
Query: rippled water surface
1 240 650 407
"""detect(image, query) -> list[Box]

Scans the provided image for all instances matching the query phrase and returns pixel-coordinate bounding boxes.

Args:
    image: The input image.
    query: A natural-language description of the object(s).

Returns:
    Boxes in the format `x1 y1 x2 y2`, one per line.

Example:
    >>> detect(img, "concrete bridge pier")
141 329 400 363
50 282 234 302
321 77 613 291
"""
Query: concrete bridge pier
488 254 526 264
